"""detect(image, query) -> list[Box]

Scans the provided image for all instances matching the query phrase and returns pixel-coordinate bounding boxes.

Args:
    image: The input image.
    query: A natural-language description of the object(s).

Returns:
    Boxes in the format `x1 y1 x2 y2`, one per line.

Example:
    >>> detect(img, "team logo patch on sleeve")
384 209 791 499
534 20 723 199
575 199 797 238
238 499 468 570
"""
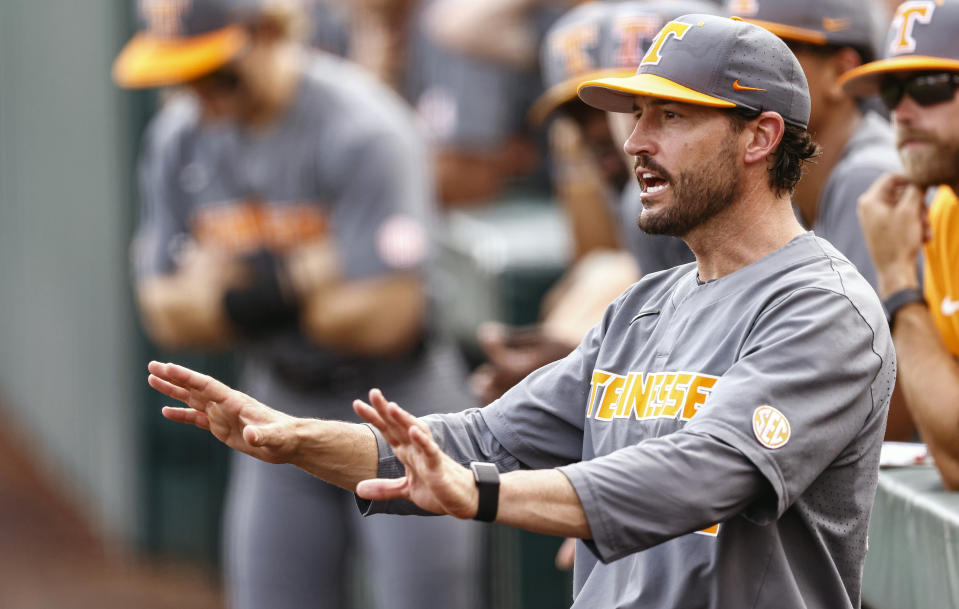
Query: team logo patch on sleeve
375 214 427 270
752 405 790 449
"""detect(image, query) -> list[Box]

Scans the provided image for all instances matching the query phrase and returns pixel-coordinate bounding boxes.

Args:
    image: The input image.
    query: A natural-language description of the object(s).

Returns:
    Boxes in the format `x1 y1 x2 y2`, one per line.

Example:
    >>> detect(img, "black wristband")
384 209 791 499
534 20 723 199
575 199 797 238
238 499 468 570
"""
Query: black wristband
470 462 500 523
223 250 299 337
882 287 925 329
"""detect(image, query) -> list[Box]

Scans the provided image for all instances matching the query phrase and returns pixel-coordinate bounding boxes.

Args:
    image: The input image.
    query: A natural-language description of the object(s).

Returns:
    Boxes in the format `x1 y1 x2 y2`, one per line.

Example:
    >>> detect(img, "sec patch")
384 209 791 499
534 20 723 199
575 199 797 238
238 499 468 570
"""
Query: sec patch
752 405 790 449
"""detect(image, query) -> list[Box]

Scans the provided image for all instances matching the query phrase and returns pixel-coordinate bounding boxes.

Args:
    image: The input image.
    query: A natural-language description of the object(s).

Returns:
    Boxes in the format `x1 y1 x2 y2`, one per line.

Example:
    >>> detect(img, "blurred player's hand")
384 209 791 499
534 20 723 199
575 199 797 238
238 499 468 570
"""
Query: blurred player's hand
178 241 246 288
150 361 301 464
136 243 245 348
555 537 576 571
857 173 929 298
285 238 339 297
353 389 479 519
470 323 575 404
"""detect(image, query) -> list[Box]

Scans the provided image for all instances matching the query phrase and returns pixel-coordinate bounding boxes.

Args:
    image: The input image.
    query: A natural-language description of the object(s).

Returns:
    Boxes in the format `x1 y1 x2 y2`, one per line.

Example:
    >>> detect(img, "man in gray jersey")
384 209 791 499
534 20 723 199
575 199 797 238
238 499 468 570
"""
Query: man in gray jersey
150 14 894 608
114 1 479 608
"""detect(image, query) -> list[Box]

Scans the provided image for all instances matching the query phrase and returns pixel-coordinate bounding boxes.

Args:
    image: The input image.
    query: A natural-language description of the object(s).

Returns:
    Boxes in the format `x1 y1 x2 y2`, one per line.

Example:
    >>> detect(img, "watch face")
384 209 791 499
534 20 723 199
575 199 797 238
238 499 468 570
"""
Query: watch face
470 462 500 523
471 462 500 485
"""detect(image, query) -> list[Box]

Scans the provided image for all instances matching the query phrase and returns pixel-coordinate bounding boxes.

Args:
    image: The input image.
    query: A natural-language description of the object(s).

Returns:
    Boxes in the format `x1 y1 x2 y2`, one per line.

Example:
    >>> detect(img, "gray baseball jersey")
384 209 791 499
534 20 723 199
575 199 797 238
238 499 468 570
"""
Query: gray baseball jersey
618 180 695 273
805 110 900 290
361 232 894 609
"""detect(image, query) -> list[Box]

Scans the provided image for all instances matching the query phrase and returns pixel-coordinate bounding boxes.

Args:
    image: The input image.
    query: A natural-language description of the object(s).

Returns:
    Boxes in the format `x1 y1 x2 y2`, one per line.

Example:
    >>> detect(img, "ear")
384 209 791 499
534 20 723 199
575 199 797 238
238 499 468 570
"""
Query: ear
743 111 785 166
825 47 863 102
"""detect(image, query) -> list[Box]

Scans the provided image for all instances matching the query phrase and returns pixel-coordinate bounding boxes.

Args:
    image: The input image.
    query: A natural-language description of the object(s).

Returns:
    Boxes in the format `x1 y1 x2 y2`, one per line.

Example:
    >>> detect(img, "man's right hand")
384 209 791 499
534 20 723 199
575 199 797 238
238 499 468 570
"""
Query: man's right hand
857 173 929 298
149 361 301 464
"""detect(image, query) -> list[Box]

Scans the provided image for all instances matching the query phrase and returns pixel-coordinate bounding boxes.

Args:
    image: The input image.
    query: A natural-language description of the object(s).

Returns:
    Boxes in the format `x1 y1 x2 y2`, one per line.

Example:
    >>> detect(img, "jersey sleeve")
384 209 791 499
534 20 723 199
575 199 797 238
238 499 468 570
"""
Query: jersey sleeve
326 117 434 280
131 111 192 278
559 430 769 563
684 286 891 519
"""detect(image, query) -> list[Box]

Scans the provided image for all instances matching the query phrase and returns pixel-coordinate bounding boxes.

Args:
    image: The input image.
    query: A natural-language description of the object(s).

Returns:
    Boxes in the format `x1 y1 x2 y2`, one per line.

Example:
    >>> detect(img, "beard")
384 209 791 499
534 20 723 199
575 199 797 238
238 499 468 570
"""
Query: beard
897 127 959 188
635 139 742 237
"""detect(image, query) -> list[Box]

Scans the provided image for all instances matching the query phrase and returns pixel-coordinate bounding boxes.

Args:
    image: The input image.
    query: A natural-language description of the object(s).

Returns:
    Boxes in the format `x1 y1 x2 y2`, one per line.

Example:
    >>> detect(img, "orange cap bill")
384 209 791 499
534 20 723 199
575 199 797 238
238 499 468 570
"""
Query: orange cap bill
112 24 248 89
578 72 736 114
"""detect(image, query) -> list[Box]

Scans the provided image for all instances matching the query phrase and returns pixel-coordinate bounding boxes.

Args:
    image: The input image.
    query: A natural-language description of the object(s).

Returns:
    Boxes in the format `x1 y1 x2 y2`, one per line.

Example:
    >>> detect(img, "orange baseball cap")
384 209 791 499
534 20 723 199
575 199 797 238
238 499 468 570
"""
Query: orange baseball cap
113 0 257 89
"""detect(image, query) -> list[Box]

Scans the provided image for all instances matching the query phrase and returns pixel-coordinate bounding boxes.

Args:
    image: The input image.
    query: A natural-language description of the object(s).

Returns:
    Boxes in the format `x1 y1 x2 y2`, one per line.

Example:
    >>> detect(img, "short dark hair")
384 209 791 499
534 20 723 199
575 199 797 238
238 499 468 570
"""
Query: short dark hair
728 108 820 197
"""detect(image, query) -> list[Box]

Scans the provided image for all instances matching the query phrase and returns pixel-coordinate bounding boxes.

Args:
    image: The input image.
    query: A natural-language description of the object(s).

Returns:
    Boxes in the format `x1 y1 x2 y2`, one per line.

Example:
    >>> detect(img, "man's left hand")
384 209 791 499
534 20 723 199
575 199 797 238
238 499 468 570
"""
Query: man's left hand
353 389 479 519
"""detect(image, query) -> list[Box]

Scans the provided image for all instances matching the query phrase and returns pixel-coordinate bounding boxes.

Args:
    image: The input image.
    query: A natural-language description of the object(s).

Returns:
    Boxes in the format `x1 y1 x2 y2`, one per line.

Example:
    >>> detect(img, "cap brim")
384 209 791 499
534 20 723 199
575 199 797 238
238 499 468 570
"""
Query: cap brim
577 73 736 113
839 55 959 97
528 67 636 124
112 25 248 89
739 17 828 45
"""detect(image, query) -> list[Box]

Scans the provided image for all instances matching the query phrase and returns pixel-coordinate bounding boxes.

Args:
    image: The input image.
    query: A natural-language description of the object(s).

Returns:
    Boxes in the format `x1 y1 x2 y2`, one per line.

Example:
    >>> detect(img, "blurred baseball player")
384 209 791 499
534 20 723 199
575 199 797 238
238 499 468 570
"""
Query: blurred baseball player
114 1 479 608
728 0 917 440
151 14 894 608
729 0 897 288
841 0 959 488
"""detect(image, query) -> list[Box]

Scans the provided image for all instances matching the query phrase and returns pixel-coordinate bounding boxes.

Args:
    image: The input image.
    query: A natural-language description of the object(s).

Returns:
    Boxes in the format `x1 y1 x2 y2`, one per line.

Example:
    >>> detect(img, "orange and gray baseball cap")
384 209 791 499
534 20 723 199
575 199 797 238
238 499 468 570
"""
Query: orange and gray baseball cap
530 0 719 124
839 0 959 97
113 0 260 89
578 14 811 128
726 0 882 62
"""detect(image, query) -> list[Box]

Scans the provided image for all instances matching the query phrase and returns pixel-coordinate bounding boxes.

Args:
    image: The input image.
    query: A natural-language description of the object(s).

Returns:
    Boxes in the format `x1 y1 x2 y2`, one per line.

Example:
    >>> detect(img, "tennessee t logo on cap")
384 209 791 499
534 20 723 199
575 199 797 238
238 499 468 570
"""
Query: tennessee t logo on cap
641 21 697 66
890 1 935 55
614 15 664 68
552 25 600 76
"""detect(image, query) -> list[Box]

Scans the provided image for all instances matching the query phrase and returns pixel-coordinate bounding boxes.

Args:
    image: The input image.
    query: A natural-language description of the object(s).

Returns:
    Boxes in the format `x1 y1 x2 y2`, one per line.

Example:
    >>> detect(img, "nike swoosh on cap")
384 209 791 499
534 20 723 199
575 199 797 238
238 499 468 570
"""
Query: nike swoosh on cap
732 79 766 91
822 17 850 32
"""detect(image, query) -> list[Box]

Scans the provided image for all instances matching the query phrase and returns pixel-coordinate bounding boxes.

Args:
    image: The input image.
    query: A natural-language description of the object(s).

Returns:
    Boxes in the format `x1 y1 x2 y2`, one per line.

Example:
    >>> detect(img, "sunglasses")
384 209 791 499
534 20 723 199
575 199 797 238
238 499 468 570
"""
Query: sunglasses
879 72 959 111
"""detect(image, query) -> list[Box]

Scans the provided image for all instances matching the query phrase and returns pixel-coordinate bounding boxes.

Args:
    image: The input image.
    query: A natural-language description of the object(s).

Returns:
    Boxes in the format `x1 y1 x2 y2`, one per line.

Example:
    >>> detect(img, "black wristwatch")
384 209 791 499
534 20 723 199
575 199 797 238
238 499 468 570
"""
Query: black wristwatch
882 287 926 329
469 462 500 522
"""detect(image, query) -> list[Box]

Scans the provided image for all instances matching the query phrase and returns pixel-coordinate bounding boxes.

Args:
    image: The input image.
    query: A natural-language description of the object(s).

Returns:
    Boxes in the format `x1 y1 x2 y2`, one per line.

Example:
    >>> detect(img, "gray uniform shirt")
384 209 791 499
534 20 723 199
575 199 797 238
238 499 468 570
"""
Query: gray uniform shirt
134 51 470 417
362 233 895 609
806 111 900 289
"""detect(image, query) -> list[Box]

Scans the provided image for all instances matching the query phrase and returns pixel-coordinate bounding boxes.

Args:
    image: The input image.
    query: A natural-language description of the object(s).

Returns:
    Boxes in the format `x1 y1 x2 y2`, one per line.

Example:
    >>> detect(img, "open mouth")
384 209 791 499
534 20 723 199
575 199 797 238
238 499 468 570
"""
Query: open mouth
638 170 669 195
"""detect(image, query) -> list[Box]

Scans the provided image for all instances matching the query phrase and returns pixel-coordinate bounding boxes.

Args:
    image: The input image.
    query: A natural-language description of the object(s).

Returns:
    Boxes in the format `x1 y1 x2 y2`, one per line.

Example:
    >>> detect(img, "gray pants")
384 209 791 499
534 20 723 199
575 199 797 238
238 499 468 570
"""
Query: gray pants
223 452 482 609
